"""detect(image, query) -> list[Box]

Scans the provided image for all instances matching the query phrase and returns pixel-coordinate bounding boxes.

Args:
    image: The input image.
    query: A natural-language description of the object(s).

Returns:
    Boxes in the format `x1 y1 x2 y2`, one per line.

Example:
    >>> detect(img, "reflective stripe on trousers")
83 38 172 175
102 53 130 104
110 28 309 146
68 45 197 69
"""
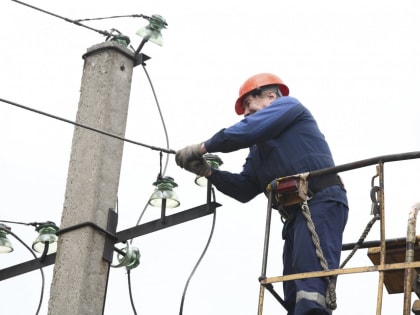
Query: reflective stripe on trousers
296 290 332 314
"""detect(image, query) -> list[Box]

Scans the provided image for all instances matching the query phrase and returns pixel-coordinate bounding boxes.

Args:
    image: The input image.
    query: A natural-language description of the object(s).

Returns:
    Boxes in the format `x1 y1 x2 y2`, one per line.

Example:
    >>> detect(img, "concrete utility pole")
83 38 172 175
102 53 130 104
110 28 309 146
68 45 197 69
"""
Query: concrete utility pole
48 41 134 315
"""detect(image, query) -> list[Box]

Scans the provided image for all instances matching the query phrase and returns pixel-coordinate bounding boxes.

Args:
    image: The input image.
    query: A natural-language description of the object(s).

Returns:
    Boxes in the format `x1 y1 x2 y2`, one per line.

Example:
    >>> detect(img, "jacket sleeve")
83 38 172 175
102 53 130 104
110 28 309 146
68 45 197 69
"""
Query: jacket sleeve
204 96 302 153
207 167 261 203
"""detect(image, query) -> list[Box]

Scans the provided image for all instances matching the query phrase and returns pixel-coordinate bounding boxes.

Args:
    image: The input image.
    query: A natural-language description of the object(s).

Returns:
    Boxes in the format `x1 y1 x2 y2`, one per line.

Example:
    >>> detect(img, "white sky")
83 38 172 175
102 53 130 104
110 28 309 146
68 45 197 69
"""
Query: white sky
1 0 420 314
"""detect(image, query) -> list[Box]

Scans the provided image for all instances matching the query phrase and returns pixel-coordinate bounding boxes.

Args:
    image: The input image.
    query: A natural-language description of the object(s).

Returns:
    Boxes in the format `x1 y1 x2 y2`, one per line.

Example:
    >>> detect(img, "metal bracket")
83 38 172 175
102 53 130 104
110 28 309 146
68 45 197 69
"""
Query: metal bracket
134 52 151 67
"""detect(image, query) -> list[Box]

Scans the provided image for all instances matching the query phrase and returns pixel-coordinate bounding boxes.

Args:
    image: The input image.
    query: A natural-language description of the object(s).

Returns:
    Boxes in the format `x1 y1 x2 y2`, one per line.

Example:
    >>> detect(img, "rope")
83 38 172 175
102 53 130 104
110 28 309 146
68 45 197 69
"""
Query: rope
340 184 380 268
300 201 337 310
340 214 379 268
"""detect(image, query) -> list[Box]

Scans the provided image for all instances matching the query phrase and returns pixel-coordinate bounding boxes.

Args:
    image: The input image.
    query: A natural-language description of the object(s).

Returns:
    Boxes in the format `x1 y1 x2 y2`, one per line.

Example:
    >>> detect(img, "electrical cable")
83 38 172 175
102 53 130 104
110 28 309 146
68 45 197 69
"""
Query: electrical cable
7 2 174 156
0 219 33 226
179 187 217 315
127 270 138 315
131 63 172 233
0 220 56 231
10 0 111 37
141 64 172 174
0 98 176 154
7 229 45 315
9 3 177 314
124 63 173 314
75 14 149 22
135 38 149 56
7 2 176 156
10 1 155 55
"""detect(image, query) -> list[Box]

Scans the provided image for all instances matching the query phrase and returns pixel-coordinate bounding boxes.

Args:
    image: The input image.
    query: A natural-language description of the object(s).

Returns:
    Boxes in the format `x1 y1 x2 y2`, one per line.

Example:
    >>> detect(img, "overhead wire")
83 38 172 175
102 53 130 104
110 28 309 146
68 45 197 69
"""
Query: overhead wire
0 219 33 226
7 1 176 155
5 2 174 313
125 63 173 315
11 0 112 37
0 98 176 154
10 0 158 55
75 14 149 23
7 2 213 314
4 2 172 312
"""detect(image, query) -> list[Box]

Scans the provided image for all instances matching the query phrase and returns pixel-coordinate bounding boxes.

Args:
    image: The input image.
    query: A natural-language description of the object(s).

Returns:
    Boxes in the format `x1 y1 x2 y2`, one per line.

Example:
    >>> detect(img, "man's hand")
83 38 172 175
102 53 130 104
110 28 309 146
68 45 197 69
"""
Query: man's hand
176 143 211 176
175 143 203 168
184 156 211 176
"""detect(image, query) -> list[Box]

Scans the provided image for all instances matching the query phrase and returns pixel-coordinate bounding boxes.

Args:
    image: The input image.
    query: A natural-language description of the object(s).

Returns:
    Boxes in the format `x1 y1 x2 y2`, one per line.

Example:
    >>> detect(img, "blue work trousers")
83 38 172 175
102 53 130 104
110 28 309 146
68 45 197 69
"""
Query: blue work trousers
282 201 348 315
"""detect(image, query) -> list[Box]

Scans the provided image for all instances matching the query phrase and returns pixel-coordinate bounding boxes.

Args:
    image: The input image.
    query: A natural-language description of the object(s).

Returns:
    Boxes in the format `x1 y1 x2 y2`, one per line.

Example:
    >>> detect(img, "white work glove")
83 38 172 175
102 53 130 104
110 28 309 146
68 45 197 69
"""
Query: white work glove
175 144 210 176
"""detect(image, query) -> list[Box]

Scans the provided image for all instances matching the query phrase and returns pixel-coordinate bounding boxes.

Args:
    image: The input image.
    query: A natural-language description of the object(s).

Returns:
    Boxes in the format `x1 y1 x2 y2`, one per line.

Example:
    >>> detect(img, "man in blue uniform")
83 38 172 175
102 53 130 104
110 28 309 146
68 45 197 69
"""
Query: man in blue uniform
175 73 348 315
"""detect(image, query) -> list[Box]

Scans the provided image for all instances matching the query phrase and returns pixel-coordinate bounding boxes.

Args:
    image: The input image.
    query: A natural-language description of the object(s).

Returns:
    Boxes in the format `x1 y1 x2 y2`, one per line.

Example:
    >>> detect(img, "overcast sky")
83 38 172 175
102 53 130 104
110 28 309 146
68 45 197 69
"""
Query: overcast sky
1 0 420 314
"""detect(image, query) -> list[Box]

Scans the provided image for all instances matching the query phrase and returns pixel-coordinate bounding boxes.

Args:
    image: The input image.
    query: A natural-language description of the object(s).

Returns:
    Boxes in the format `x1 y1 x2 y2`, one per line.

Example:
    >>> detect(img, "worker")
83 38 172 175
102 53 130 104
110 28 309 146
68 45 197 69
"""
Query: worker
175 73 348 315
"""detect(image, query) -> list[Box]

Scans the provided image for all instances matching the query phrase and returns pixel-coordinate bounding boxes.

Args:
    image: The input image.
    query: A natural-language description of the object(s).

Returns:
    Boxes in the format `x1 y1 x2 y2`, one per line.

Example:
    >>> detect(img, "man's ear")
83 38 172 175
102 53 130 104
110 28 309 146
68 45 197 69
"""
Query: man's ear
268 91 277 100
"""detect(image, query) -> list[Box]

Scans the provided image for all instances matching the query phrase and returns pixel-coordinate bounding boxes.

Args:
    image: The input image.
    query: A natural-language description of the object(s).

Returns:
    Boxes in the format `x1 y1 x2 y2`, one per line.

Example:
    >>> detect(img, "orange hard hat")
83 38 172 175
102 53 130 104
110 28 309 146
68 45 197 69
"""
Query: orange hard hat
234 73 289 115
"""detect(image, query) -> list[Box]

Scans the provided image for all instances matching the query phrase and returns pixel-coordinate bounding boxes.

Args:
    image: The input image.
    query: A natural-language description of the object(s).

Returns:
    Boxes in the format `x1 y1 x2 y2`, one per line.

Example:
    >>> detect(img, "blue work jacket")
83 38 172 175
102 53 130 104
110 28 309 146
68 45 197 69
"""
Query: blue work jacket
205 96 348 206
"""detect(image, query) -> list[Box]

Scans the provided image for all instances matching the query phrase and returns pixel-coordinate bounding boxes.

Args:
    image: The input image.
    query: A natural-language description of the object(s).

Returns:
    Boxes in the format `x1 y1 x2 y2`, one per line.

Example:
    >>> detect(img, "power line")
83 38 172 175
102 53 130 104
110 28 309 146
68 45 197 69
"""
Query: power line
0 97 176 154
10 0 161 54
11 0 156 44
11 0 111 37
75 14 149 23
8 1 174 154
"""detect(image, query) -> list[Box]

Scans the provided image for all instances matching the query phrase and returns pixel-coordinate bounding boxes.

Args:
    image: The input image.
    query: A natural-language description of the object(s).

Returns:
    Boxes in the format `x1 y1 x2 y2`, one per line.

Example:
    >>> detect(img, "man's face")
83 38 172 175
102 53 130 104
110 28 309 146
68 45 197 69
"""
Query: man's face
242 90 276 117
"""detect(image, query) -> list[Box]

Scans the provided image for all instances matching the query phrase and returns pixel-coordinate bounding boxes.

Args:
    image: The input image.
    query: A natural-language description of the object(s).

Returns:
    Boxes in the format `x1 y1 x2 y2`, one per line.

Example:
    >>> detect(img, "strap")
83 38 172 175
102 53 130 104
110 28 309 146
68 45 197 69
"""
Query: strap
308 174 343 195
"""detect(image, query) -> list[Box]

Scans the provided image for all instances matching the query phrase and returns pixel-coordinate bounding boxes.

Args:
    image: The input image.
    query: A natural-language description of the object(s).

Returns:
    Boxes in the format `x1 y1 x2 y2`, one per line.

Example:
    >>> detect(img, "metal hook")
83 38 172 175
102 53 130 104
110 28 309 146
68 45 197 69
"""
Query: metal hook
370 173 381 216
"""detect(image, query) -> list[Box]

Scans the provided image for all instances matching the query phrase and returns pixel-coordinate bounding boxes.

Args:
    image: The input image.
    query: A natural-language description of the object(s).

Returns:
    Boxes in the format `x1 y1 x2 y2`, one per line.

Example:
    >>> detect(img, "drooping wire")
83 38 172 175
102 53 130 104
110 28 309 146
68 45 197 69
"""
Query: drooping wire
8 2 174 155
0 98 176 154
131 64 172 231
127 270 138 315
179 187 217 315
11 3 174 311
125 155 163 315
141 64 172 174
126 63 173 315
7 229 45 315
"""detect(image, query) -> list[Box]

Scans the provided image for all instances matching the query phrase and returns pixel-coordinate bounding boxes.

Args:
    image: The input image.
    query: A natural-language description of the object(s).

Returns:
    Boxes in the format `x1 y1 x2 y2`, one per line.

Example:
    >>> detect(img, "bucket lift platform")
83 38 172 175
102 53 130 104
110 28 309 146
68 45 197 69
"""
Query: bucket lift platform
368 236 420 314
368 237 420 296
257 154 420 315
